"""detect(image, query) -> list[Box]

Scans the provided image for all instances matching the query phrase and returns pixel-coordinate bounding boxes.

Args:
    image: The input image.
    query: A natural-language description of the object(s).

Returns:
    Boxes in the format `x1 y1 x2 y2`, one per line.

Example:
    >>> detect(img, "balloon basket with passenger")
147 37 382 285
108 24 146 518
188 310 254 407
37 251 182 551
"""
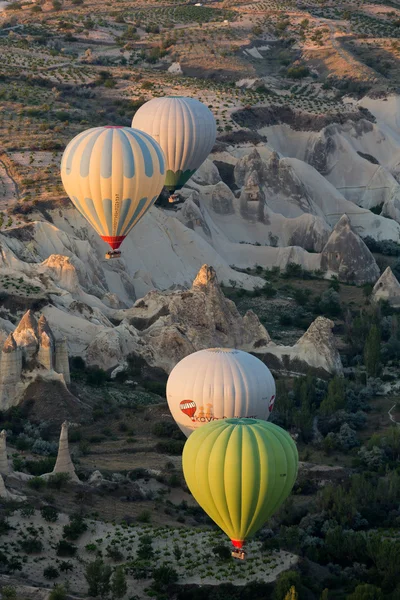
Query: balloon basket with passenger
105 250 121 260
231 541 246 560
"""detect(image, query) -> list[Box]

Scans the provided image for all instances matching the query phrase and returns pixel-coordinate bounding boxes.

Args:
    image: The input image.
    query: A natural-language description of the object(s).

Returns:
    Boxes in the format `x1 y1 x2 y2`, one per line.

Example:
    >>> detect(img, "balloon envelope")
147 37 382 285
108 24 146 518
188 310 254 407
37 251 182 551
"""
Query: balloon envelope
182 418 298 548
61 126 166 250
166 348 276 437
131 96 216 193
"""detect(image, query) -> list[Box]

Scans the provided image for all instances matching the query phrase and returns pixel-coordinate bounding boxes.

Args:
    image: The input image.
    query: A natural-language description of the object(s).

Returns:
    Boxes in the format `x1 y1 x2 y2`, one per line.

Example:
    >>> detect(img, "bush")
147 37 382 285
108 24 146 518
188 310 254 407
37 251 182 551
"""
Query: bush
49 584 67 600
47 473 71 489
212 544 231 560
20 537 43 554
156 440 185 455
152 565 178 591
25 457 56 475
56 540 77 557
41 505 59 522
63 516 87 540
43 566 59 580
86 366 108 386
152 421 183 439
28 476 46 490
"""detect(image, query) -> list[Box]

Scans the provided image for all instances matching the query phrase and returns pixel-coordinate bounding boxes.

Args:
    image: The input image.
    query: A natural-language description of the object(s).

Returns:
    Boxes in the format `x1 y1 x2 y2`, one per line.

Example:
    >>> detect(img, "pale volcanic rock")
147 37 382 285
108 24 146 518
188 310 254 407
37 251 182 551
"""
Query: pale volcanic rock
211 182 235 215
52 421 79 482
0 311 72 409
321 215 380 284
262 317 343 377
41 255 80 294
0 474 26 501
0 430 10 475
0 333 22 410
191 159 221 186
13 309 39 361
372 267 400 307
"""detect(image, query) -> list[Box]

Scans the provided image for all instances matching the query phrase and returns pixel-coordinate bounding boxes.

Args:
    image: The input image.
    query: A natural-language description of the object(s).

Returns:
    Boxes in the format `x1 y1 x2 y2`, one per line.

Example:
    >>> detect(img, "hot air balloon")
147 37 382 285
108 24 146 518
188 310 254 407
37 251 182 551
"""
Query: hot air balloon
61 126 166 259
131 96 216 203
166 348 276 437
182 418 298 559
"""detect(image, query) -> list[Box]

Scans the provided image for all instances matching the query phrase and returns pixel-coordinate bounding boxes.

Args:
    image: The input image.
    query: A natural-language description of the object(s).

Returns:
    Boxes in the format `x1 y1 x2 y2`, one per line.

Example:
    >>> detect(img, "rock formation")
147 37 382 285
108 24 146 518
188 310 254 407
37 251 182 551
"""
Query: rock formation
52 421 79 482
0 474 26 501
320 215 380 284
261 317 343 378
0 310 71 410
82 264 342 376
0 430 10 475
0 334 22 410
372 267 400 307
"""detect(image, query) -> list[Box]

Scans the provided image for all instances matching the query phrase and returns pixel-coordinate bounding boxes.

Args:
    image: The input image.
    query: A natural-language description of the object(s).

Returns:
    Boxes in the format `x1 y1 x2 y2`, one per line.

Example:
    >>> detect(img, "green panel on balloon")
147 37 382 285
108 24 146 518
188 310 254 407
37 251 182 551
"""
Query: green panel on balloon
182 418 298 547
165 169 196 192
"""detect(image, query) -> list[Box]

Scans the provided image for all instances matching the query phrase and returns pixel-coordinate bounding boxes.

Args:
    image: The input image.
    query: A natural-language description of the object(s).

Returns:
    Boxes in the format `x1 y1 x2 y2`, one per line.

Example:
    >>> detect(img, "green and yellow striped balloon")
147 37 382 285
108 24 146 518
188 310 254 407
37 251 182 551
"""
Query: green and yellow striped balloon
182 418 298 549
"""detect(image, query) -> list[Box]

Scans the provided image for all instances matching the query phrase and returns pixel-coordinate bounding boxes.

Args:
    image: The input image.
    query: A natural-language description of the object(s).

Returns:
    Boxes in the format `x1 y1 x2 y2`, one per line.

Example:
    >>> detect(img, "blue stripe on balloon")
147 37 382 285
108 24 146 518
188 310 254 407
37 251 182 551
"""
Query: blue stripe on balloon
119 129 135 179
84 198 105 235
103 198 113 234
72 195 87 217
116 198 132 236
100 129 114 179
133 133 153 177
64 129 96 175
123 197 148 234
80 130 101 178
141 131 165 175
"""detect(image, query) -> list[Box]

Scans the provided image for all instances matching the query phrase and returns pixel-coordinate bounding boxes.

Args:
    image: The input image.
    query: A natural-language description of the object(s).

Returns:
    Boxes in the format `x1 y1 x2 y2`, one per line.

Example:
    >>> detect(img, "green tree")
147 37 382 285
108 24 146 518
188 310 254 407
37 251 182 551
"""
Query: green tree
1 587 17 600
85 558 112 598
364 324 381 377
320 377 345 416
273 571 302 600
49 584 67 600
111 566 127 600
348 584 383 600
137 535 154 560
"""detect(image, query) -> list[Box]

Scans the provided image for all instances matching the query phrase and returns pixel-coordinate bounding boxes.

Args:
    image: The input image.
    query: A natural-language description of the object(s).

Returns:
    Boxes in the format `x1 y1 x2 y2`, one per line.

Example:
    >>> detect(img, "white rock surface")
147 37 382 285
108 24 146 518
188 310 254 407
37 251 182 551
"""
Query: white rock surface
372 266 400 307
52 421 80 482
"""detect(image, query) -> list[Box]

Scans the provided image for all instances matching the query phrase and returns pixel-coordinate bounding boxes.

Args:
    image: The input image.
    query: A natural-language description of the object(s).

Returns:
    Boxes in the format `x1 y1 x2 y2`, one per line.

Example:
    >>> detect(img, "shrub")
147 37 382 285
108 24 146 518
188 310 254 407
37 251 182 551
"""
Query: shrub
43 566 59 580
56 540 77 557
152 565 178 591
20 537 43 554
49 584 67 600
156 440 185 455
86 366 108 386
212 544 231 560
47 473 71 489
28 477 46 490
41 505 59 522
63 516 87 540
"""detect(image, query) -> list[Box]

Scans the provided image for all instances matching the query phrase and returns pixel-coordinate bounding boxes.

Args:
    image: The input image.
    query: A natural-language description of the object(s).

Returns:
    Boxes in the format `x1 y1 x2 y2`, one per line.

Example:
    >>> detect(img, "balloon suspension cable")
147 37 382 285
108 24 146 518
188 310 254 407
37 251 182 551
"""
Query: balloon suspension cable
105 250 122 260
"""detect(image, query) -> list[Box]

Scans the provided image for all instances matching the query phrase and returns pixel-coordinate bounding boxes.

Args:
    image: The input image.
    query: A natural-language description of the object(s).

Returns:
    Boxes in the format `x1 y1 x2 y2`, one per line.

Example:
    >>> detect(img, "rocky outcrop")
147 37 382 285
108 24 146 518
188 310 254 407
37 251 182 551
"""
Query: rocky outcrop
0 334 22 410
0 430 9 475
320 215 380 284
0 474 26 501
372 267 400 307
0 310 71 410
85 265 340 377
52 421 79 482
261 317 343 377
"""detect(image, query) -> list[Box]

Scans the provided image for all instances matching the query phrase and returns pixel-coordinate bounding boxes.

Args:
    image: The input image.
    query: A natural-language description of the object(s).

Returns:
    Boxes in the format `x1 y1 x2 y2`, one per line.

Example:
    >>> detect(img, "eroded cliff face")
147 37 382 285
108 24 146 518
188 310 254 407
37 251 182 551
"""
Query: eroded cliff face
0 310 70 411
